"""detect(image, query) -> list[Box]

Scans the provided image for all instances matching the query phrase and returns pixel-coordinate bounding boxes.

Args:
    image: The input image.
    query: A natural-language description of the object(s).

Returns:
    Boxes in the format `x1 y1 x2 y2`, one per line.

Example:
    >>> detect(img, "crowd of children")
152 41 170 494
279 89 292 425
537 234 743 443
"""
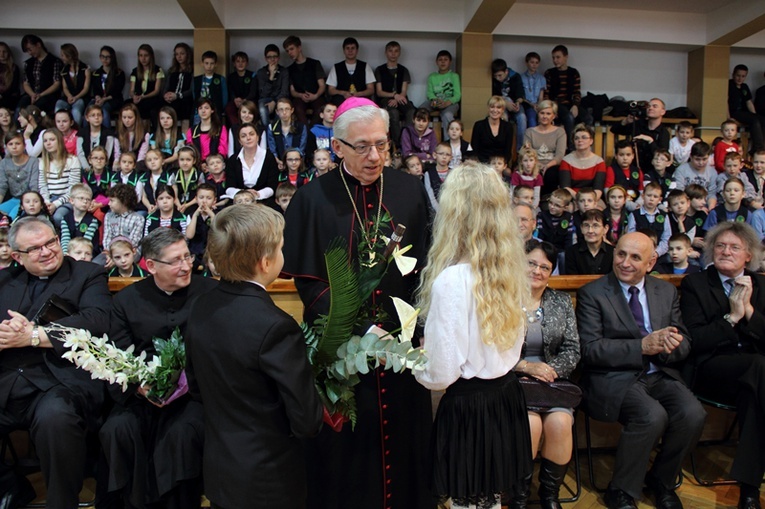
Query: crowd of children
3 34 765 279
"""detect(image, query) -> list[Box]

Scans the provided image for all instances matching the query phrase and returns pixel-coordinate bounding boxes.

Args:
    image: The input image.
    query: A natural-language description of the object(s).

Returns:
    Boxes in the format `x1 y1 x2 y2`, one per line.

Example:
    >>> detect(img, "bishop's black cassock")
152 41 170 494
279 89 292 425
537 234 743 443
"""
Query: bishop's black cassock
283 165 435 509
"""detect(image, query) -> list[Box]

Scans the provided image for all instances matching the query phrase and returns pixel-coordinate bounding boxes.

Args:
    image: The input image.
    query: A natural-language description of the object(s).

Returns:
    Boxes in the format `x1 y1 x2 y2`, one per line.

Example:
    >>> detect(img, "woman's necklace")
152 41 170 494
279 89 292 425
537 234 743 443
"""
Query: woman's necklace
522 298 544 324
339 164 384 251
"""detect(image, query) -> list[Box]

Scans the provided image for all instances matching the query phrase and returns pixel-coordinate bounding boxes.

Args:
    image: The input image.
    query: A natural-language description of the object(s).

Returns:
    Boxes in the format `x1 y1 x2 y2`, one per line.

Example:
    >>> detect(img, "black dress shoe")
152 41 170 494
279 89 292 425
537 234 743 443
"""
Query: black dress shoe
645 476 683 509
603 487 637 509
739 495 762 509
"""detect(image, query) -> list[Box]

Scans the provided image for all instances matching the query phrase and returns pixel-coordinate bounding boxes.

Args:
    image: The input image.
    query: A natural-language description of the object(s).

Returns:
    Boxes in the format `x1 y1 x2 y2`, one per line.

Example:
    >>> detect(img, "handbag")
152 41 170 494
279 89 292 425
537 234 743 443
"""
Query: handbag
518 376 582 412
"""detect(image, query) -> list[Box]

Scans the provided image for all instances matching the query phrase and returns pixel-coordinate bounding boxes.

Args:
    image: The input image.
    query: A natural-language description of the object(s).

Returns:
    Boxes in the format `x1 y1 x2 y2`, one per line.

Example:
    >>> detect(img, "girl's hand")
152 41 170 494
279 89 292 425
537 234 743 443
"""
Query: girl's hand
247 189 260 199
104 255 114 269
148 205 157 214
277 160 285 171
133 95 142 104
46 202 57 214
164 91 177 102
178 203 188 213
87 202 99 213
24 123 34 138
94 96 103 106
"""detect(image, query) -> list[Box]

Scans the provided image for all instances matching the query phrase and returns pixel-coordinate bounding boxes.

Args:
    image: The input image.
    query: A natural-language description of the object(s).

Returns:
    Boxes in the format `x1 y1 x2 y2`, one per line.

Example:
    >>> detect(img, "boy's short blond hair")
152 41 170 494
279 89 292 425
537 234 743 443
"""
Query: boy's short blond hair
68 237 93 253
550 188 572 205
275 183 297 200
70 183 93 199
207 203 284 282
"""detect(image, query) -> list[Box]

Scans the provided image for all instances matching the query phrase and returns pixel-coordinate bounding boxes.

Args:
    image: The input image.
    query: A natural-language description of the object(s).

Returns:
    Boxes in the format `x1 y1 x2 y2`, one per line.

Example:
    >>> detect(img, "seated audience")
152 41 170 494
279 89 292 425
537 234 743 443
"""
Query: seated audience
0 42 21 111
605 140 643 212
129 45 165 129
0 216 111 508
401 107 438 163
728 65 764 154
491 58 525 150
326 37 375 106
255 45 290 128
515 203 537 242
471 95 513 164
559 123 606 201
421 50 461 140
577 232 706 509
282 35 327 125
565 209 613 275
610 98 670 171
627 181 671 257
543 45 592 148
680 222 765 509
226 122 280 206
0 131 39 220
669 122 696 168
512 240 581 508
224 51 254 127
162 43 194 128
101 228 217 508
88 45 125 128
523 99 567 193
192 51 228 121
374 41 414 147
18 34 62 116
654 233 700 275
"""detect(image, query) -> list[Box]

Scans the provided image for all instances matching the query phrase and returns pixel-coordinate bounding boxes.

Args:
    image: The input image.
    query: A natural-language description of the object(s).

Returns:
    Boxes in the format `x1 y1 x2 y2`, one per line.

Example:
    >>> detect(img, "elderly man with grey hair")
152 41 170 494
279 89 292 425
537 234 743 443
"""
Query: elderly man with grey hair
0 216 111 508
680 222 765 509
282 97 434 508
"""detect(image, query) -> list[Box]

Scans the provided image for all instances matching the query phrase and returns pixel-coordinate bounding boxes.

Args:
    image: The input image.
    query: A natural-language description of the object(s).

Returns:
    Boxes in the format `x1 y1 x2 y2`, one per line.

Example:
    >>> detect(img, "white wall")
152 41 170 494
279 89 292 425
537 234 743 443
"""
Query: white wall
493 38 690 109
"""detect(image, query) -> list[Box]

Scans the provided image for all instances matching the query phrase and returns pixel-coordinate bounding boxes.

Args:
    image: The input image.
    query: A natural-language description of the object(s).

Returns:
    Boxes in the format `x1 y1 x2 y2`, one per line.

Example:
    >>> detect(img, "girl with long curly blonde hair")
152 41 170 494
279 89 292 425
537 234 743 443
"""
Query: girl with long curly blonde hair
415 160 532 509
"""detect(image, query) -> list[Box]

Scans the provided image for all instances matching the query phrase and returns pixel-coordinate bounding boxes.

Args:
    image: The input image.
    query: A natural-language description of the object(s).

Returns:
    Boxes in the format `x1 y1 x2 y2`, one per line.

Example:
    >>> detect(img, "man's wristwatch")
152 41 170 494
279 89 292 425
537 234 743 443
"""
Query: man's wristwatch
30 325 40 348
723 314 738 327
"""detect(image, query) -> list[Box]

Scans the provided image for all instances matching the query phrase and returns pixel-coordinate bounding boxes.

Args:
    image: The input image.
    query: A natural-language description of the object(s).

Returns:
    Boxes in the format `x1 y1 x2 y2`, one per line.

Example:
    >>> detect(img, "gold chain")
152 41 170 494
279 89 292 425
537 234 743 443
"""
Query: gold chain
339 163 384 250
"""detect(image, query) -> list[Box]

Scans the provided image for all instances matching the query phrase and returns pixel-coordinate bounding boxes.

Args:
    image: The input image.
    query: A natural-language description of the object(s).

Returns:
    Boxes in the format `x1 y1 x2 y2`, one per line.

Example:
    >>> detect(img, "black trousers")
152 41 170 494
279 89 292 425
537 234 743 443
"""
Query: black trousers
612 372 706 499
0 378 89 508
695 352 765 487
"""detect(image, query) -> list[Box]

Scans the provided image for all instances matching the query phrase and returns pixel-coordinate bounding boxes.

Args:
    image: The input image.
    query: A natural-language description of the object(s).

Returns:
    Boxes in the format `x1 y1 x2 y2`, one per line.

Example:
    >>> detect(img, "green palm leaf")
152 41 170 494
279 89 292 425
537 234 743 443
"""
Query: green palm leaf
316 237 362 364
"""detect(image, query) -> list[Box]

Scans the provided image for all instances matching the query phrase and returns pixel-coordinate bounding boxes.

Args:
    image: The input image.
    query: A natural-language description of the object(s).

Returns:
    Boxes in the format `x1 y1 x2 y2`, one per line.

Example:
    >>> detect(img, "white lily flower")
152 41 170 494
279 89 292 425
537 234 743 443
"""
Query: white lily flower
391 244 416 276
391 297 420 344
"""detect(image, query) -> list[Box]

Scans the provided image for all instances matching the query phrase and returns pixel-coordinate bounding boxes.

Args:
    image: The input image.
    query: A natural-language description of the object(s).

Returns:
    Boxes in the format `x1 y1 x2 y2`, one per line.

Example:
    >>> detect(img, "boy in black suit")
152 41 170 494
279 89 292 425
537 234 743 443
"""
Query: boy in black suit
186 203 323 509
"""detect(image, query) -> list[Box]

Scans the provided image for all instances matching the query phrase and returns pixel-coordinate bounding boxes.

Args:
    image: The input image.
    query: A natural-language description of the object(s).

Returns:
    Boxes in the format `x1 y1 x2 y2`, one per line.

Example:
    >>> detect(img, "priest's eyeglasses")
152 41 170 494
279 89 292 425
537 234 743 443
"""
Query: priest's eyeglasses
337 138 390 156
15 236 59 257
151 254 194 268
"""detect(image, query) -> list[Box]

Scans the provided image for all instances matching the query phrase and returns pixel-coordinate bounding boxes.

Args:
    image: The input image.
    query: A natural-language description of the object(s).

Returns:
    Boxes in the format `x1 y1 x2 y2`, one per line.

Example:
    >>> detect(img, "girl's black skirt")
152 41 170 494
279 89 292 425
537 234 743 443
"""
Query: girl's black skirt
430 370 533 499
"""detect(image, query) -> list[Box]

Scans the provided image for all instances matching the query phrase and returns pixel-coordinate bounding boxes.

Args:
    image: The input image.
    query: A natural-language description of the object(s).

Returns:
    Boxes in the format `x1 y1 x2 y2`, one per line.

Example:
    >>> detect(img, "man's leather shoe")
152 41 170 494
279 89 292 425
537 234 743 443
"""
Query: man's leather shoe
738 495 762 509
603 486 637 509
645 476 683 509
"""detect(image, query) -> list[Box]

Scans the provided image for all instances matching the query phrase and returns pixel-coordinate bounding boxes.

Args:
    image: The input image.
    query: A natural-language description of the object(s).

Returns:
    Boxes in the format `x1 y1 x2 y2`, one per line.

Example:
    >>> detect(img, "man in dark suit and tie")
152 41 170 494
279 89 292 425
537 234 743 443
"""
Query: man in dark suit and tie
680 222 765 509
0 216 111 508
577 232 706 509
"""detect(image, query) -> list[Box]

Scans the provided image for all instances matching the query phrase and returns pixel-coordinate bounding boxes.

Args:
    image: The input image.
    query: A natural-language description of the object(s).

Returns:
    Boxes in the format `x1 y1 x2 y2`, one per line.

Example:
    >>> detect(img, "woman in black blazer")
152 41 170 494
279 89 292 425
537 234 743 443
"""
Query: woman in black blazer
680 222 765 509
470 95 514 163
225 122 280 207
